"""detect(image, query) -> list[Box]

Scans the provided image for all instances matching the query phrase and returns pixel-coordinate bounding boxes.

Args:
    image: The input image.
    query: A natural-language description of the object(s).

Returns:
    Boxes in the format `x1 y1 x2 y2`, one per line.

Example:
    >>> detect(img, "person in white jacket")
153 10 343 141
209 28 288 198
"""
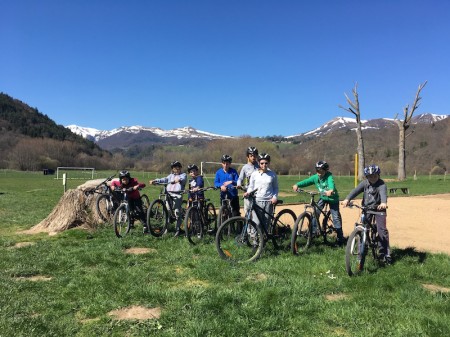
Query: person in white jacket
244 153 278 231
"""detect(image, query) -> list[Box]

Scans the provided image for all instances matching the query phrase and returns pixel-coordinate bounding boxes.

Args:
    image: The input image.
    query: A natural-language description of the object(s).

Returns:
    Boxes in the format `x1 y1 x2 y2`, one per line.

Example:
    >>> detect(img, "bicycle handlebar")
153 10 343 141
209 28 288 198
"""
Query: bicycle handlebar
347 202 388 214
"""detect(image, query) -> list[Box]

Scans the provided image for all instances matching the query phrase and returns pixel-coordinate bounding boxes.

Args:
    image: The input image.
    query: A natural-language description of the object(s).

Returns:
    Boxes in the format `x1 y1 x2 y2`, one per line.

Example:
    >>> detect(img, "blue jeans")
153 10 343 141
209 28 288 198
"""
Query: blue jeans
312 199 342 230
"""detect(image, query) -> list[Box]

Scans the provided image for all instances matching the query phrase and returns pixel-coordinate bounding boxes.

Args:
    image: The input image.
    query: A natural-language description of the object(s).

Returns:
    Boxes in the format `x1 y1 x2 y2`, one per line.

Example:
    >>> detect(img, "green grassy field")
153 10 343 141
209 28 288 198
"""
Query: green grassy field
0 170 449 336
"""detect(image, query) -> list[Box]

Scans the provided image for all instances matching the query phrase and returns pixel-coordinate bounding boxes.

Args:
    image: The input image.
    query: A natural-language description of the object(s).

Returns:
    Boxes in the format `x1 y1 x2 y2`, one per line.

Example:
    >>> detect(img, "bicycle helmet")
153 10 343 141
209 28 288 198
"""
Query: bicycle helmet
246 146 259 156
364 164 381 176
258 153 271 162
315 160 329 171
119 170 131 179
187 164 198 172
221 154 232 163
171 160 182 168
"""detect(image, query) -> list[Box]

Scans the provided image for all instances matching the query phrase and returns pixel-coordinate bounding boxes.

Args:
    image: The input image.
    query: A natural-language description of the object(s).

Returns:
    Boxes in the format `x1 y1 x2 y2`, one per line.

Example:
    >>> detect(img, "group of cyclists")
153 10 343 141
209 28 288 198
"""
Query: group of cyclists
111 146 391 264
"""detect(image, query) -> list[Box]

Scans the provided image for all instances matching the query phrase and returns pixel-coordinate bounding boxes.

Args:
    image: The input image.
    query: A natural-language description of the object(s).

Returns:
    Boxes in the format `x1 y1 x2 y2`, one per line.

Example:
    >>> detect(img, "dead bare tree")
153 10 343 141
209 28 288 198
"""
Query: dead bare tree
394 81 427 181
339 83 365 180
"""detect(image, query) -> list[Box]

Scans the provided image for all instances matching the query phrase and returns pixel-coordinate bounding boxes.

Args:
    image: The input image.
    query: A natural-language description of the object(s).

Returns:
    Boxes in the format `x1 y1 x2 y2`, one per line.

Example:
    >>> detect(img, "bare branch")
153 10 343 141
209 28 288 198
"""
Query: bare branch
405 80 428 124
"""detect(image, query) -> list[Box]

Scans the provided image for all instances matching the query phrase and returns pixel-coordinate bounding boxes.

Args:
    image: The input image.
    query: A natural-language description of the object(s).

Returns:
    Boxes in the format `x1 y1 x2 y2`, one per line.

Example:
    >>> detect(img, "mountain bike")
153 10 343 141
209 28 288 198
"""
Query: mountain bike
146 183 187 237
113 188 149 238
217 187 236 228
84 174 120 222
184 187 217 245
291 189 337 255
215 189 296 263
345 203 387 276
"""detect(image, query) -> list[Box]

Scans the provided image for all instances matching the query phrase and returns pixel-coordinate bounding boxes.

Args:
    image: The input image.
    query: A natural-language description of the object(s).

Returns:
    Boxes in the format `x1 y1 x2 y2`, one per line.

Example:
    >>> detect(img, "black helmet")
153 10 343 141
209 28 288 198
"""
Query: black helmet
364 164 381 176
119 170 131 179
171 161 182 168
246 146 259 156
187 164 198 172
221 154 232 163
258 153 271 162
315 160 329 171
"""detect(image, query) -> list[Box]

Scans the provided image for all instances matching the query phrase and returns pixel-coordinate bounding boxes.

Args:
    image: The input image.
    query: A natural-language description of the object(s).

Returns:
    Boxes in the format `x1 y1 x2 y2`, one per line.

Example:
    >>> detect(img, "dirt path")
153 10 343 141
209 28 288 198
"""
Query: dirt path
277 193 450 255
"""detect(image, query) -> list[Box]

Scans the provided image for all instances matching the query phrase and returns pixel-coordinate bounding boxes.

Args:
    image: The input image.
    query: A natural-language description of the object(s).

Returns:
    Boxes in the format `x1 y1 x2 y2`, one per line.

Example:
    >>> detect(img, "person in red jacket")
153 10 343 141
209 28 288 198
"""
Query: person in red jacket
111 170 147 231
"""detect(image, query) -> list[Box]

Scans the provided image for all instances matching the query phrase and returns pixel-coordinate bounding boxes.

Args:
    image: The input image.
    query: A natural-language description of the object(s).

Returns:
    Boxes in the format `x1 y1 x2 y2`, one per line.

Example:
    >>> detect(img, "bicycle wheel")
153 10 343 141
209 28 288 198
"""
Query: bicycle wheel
218 205 231 228
185 207 203 245
141 194 150 212
215 217 264 263
147 199 168 237
96 194 115 222
345 227 366 276
272 209 296 249
291 212 312 255
205 202 217 232
322 210 337 244
113 204 131 238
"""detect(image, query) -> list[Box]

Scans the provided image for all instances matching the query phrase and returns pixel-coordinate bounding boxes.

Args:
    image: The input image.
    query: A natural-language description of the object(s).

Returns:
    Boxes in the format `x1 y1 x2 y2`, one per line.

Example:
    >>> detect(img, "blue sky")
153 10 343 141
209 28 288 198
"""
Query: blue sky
1 0 449 137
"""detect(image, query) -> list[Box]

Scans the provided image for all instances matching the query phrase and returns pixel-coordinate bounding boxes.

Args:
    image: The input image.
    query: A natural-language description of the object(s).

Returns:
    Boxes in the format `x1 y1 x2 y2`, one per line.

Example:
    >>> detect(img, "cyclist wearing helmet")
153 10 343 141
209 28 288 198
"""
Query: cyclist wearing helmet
150 161 187 237
214 154 240 217
293 160 344 246
111 170 147 229
237 147 260 214
342 164 391 263
244 153 278 231
187 164 205 201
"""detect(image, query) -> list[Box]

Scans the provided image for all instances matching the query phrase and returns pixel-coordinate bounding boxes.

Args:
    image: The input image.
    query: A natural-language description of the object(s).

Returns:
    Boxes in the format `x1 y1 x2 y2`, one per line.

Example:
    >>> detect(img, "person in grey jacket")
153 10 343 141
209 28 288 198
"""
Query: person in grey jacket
150 160 187 237
342 164 391 263
237 146 260 214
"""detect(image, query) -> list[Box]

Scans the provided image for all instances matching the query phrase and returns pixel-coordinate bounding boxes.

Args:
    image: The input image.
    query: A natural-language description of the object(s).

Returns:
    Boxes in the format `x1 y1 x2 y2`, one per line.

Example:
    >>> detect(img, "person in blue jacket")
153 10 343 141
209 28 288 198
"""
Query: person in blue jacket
214 154 240 217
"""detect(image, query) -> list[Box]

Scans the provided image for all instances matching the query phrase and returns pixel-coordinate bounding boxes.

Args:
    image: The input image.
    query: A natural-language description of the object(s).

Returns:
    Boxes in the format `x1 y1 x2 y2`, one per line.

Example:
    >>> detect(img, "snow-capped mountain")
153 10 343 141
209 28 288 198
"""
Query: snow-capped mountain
286 113 448 139
66 125 232 142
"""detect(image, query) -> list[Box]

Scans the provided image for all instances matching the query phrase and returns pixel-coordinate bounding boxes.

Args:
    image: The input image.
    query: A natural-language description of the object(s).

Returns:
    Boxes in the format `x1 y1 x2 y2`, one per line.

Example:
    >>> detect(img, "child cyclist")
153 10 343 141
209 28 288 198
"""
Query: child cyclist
237 146 260 214
214 154 240 217
187 164 205 203
292 161 345 246
111 170 147 231
150 161 187 237
341 164 391 264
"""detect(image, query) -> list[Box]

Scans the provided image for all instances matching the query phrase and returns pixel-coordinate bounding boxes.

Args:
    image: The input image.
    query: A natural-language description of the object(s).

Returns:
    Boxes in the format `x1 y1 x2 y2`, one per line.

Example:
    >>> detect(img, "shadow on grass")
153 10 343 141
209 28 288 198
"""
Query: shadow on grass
391 246 427 264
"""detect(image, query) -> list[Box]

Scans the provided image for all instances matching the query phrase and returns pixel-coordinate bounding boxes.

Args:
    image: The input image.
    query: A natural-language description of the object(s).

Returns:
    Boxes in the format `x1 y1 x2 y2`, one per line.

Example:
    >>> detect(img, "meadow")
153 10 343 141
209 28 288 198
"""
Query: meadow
0 170 449 336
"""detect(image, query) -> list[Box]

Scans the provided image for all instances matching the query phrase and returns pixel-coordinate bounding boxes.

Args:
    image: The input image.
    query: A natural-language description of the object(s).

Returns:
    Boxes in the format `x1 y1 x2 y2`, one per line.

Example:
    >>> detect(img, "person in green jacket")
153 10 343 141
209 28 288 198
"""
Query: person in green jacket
292 160 344 246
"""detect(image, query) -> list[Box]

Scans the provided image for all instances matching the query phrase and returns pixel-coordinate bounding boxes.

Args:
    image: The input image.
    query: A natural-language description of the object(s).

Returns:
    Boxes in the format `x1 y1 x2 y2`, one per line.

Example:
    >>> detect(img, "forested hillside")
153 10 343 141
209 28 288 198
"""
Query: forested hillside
0 93 112 170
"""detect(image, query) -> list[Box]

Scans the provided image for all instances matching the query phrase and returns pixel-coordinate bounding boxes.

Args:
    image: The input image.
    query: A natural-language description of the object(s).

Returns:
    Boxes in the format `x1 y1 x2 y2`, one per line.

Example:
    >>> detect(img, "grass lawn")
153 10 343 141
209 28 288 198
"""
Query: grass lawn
0 170 449 336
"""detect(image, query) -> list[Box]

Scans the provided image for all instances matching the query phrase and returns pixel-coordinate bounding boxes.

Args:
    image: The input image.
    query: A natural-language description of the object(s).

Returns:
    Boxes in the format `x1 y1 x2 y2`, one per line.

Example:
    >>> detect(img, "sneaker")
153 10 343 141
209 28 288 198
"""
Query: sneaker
384 256 393 265
143 226 149 234
174 230 181 237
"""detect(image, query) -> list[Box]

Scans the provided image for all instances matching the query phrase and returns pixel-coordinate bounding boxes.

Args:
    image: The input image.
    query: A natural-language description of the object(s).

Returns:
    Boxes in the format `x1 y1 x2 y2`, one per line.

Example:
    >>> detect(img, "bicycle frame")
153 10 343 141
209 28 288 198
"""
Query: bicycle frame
155 183 185 221
297 189 331 235
345 203 386 276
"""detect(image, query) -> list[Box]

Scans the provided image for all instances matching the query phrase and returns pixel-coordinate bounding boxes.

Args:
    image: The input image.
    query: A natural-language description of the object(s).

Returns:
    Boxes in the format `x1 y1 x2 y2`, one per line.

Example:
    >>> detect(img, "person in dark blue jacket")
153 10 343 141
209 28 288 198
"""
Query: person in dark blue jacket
214 154 240 217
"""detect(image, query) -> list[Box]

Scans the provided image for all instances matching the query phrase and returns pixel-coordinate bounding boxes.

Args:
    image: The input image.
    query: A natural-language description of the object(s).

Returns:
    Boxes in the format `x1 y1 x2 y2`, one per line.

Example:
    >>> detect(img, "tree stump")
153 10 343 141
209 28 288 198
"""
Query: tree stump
30 179 108 233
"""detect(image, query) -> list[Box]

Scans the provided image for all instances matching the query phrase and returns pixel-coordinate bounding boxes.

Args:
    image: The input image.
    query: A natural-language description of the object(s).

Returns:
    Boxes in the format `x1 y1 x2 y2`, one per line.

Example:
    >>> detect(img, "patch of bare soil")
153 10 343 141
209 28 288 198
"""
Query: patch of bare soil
8 242 35 249
325 293 349 301
246 273 268 282
277 193 450 255
422 283 450 293
108 305 161 320
124 247 157 255
14 275 52 281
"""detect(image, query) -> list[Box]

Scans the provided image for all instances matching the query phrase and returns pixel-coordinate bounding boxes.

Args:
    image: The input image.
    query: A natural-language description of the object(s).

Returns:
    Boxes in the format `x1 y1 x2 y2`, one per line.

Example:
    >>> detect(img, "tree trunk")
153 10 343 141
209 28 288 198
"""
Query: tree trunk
397 124 406 180
355 124 365 180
